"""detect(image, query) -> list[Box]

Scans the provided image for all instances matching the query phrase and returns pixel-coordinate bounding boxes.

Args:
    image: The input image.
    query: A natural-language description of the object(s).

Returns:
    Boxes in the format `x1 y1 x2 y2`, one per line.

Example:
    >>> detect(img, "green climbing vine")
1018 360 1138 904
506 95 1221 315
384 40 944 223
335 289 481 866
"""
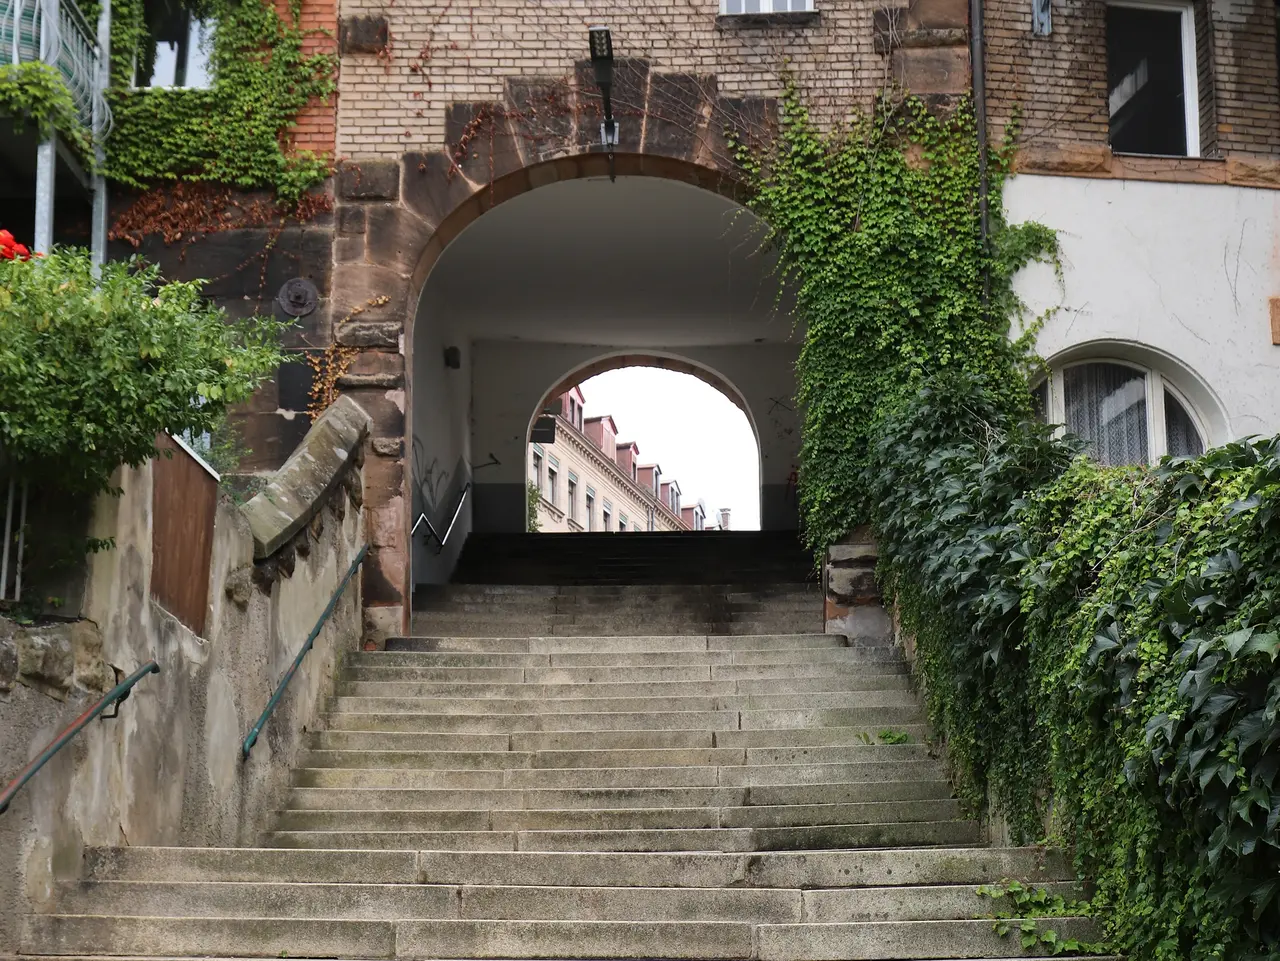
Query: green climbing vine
105 0 335 202
732 83 1058 552
0 62 93 157
868 369 1280 960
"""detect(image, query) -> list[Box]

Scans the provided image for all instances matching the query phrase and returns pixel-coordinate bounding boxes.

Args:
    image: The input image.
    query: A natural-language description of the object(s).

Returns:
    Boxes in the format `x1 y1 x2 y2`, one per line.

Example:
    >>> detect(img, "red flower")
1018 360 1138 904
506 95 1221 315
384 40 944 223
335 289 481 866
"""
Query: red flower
0 227 32 261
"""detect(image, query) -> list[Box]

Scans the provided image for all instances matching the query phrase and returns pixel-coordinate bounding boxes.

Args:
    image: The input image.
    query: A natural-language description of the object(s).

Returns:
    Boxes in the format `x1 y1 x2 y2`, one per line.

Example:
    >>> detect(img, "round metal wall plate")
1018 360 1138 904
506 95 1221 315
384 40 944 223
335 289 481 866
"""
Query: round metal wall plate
277 278 319 317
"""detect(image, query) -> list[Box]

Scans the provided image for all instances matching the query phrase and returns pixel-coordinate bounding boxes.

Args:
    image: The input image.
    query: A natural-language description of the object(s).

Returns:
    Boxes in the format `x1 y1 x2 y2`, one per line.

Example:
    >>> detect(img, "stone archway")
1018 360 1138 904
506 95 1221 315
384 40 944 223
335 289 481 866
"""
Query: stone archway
330 60 789 638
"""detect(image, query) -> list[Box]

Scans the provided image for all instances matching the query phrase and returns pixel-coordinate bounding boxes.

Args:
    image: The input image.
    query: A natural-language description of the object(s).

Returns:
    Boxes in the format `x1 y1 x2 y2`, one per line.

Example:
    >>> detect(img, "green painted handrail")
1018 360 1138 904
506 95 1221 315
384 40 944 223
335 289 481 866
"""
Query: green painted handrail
0 659 160 815
242 543 368 759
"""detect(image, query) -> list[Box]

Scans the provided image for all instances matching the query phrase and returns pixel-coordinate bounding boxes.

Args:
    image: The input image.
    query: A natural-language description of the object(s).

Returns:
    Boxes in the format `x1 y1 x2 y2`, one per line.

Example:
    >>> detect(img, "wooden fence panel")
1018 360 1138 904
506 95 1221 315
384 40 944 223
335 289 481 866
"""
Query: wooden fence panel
151 434 217 635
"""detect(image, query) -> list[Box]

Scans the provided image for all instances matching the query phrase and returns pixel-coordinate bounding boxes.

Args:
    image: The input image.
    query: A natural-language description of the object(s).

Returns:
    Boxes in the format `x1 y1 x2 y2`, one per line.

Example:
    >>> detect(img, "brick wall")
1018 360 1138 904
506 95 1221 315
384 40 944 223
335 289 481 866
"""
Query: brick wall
335 0 894 159
1212 0 1280 155
985 0 1280 161
277 0 339 156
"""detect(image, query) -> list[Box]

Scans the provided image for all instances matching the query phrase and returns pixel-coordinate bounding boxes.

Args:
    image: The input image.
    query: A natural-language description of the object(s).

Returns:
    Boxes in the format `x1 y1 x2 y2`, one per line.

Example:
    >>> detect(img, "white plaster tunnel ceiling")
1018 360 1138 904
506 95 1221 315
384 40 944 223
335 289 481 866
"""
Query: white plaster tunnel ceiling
417 176 800 347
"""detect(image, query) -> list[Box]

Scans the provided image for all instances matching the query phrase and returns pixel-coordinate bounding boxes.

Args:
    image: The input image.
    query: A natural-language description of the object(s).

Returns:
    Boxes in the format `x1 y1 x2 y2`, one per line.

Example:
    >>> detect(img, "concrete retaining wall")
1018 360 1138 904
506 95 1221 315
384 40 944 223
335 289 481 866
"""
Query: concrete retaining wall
0 399 370 952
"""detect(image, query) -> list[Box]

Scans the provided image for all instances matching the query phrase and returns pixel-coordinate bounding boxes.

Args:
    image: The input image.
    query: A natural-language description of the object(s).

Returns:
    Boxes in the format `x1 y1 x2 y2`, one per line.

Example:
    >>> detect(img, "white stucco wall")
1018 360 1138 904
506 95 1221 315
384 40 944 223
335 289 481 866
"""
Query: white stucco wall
1005 174 1280 443
410 300 473 586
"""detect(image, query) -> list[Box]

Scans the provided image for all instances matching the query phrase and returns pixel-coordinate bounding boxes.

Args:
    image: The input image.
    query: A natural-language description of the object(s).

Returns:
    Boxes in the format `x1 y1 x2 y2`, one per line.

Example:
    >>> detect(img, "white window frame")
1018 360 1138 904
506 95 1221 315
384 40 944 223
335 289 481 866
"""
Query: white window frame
1106 0 1200 158
1038 358 1207 464
719 0 815 13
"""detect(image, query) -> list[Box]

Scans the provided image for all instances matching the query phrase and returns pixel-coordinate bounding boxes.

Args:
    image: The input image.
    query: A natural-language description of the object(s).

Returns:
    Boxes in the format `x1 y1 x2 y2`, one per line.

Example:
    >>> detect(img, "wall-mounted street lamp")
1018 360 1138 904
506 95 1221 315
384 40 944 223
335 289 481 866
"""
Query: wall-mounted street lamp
588 25 618 182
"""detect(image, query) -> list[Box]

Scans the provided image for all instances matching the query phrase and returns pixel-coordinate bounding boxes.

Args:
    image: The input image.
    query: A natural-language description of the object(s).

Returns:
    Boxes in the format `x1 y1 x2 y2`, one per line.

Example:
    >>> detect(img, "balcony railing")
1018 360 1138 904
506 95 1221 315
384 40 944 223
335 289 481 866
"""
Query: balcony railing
1 0 108 133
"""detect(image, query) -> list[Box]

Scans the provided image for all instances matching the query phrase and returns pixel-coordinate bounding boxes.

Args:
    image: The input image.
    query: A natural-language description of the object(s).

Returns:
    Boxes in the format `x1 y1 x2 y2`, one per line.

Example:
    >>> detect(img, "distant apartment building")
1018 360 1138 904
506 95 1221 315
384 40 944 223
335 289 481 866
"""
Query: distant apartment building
528 387 726 534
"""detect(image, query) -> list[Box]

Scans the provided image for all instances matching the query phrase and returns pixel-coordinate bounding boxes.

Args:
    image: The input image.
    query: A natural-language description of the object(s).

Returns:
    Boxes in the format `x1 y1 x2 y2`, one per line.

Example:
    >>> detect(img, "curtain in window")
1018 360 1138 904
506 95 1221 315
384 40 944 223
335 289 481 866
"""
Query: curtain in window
1064 363 1148 466
1165 390 1205 458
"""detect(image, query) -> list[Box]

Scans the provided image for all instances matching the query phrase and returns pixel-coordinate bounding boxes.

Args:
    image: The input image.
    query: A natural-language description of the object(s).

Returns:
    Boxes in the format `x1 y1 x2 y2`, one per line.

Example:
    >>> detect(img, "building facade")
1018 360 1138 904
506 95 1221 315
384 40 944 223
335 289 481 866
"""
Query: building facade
528 387 711 533
6 0 1280 634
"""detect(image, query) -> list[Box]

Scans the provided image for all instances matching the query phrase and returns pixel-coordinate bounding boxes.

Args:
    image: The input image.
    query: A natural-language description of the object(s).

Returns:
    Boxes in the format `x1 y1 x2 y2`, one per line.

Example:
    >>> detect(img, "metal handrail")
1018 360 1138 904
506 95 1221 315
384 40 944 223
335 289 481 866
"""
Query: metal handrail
0 660 160 815
411 482 470 555
241 544 368 759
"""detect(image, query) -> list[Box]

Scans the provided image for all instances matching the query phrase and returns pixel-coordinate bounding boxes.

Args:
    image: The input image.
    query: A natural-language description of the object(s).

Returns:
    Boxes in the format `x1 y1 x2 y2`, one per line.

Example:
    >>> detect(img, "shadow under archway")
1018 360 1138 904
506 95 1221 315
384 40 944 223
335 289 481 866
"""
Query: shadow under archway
409 170 802 590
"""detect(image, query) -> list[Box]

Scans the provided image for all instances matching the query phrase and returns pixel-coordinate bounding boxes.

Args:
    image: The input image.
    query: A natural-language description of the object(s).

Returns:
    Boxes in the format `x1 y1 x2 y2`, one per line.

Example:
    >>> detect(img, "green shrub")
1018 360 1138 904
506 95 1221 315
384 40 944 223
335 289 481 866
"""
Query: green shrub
0 246 286 495
870 370 1280 960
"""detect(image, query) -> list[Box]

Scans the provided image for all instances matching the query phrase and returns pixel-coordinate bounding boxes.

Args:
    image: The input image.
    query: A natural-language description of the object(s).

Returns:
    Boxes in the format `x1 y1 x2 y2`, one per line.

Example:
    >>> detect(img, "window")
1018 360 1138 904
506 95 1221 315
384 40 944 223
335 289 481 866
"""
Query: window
547 465 558 506
531 451 543 492
1036 360 1206 466
602 502 612 531
567 476 577 521
632 462 637 482
619 513 628 532
135 0 213 89
1107 1 1199 157
586 490 596 531
721 0 815 12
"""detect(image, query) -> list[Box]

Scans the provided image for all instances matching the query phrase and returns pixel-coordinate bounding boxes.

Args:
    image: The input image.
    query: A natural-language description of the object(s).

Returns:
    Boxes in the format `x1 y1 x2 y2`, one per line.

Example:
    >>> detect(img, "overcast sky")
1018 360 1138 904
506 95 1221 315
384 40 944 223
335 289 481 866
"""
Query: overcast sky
577 366 761 530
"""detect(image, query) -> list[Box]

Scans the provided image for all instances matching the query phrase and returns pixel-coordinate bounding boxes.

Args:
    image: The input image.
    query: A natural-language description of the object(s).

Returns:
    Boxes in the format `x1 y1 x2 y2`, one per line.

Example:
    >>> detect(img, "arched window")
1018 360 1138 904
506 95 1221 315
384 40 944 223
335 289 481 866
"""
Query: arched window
1034 360 1206 466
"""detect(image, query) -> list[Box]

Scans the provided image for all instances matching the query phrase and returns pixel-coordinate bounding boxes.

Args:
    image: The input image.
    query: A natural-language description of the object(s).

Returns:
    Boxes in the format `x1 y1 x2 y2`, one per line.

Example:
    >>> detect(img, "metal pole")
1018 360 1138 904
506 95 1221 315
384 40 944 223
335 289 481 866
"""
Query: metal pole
89 0 109 268
1 477 14 601
13 481 28 602
33 0 59 256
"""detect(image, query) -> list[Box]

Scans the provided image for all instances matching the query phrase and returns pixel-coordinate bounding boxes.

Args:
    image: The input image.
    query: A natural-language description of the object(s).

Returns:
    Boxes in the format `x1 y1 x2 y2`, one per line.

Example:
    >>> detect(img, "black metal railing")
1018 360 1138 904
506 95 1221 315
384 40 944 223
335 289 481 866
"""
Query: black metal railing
0 660 160 815
241 544 368 758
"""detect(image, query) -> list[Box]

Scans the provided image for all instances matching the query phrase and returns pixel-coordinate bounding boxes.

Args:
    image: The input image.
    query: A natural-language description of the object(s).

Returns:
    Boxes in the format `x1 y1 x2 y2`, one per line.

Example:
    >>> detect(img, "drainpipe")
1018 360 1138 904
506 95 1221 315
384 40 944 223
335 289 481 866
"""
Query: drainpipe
969 0 990 311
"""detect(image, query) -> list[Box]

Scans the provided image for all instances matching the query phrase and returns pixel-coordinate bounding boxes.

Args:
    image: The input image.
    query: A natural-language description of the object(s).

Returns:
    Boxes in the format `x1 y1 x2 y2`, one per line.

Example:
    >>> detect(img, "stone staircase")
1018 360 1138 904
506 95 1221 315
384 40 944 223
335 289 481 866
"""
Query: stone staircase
19 578 1109 959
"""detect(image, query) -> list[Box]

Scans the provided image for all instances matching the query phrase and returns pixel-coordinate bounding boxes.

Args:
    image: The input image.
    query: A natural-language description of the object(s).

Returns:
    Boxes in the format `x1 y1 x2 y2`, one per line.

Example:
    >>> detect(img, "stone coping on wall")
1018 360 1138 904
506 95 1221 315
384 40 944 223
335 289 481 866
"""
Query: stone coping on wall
241 395 371 559
1014 143 1280 190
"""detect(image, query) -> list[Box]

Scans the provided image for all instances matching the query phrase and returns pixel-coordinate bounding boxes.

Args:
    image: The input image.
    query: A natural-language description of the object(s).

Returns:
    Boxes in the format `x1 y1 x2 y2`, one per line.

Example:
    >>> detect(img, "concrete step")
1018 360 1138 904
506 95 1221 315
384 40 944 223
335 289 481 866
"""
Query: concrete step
320 706 925 733
341 661 910 684
336 674 913 698
86 845 1070 887
62 913 1092 961
54 880 804 922
404 619 826 638
349 647 904 668
292 759 946 790
414 598 822 614
284 780 956 811
264 819 983 851
61 878 1077 924
325 692 918 715
755 917 1100 959
301 744 932 771
396 917 755 958
21 915 397 958
272 797 961 832
311 726 931 753
387 634 849 655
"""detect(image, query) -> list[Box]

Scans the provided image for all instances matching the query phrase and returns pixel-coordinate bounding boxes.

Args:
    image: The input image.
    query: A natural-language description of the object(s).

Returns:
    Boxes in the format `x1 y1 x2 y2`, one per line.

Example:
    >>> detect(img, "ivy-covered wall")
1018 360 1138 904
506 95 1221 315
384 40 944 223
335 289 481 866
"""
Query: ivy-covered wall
105 0 336 202
734 85 1057 552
